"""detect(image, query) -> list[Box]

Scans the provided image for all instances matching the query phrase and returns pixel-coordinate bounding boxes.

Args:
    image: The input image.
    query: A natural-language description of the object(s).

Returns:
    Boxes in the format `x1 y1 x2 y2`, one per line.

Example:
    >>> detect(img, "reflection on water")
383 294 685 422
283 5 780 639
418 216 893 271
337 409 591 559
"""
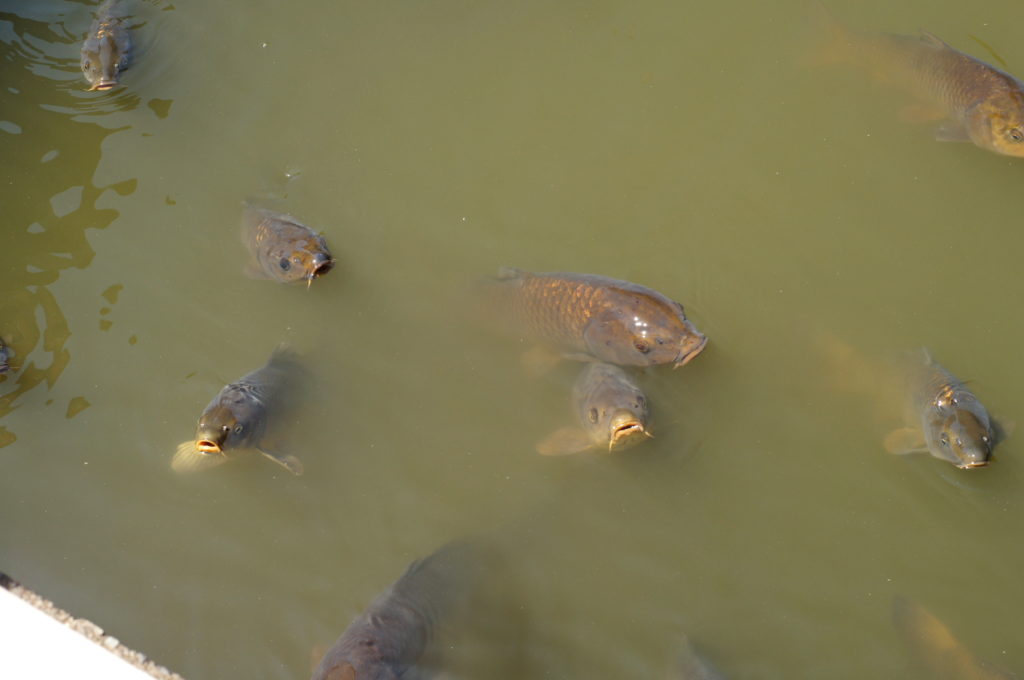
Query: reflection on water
0 2 132 446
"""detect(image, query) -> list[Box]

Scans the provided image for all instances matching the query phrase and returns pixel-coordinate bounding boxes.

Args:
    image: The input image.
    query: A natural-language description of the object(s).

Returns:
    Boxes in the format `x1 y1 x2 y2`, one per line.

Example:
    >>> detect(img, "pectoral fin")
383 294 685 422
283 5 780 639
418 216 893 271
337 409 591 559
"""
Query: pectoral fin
257 447 304 475
536 427 596 456
934 121 971 142
883 427 928 455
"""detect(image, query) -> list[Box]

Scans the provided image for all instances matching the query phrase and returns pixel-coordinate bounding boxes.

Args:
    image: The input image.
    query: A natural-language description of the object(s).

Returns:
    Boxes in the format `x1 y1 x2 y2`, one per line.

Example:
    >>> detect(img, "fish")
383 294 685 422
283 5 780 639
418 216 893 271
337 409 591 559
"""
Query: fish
536 362 651 456
673 635 725 680
892 596 1018 680
172 347 305 475
242 205 334 286
0 339 13 374
80 0 131 91
311 542 480 680
883 350 998 469
486 268 707 368
816 8 1024 156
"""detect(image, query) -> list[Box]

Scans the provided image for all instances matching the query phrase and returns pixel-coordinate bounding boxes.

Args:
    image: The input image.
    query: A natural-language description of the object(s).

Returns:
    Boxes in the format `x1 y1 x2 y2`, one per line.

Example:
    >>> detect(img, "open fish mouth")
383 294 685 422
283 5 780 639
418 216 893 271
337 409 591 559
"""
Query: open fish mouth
609 423 650 450
310 260 335 280
674 335 708 368
196 440 222 454
89 80 118 91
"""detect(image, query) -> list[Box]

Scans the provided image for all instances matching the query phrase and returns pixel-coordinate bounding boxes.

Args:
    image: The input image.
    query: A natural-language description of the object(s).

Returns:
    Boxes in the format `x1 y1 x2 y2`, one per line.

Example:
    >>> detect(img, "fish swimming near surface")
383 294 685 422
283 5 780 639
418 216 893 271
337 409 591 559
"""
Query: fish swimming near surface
816 7 1024 157
485 268 706 368
173 347 305 475
80 0 131 91
536 362 651 456
893 596 1018 680
883 349 998 469
311 542 481 680
242 205 334 286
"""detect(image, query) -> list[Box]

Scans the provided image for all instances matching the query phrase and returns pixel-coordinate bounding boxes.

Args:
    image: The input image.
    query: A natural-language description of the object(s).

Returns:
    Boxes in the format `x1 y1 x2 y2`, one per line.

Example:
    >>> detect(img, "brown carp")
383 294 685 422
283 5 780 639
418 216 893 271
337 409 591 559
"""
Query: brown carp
893 596 1018 680
80 0 131 91
537 362 651 456
242 205 334 286
818 8 1024 156
173 347 304 475
884 350 997 469
311 542 480 680
487 268 706 368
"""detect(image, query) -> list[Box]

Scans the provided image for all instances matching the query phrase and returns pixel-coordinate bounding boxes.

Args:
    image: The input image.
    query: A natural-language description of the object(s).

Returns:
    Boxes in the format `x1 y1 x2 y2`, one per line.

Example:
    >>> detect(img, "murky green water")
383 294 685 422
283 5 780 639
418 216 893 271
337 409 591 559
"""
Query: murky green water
2 0 1023 677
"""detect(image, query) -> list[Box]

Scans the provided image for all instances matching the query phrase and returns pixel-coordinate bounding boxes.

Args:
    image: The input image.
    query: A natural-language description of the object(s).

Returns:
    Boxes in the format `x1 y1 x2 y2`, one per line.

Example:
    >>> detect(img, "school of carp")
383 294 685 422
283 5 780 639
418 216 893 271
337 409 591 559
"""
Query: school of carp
3 0 1022 677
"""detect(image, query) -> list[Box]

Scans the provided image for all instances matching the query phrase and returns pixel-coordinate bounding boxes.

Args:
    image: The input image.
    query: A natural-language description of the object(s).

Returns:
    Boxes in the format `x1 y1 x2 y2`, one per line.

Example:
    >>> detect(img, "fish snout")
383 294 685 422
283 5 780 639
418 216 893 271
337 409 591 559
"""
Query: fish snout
195 439 223 454
309 255 335 280
89 79 118 91
608 413 651 451
673 333 708 368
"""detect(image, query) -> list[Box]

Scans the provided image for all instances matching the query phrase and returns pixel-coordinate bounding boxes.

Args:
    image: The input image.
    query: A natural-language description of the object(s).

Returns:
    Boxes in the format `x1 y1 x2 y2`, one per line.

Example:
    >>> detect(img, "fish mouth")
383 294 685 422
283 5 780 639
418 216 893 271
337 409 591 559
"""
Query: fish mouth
673 334 708 368
89 81 118 91
195 440 222 454
609 422 651 451
310 260 335 280
956 459 989 469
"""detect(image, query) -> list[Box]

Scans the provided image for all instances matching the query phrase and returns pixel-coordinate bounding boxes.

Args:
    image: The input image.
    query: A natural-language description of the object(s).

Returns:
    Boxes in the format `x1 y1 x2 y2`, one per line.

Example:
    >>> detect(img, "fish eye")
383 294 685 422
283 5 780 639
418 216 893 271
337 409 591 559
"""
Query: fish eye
279 258 290 270
939 433 950 446
634 341 650 354
1009 128 1024 142
955 438 963 448
233 424 244 434
587 408 599 424
82 60 91 69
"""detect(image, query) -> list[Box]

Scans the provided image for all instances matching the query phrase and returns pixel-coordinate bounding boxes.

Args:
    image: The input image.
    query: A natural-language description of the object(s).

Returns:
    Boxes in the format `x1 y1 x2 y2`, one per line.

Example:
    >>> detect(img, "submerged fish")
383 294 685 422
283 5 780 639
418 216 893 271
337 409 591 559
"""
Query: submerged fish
537 362 651 456
486 268 706 368
818 8 1024 156
0 339 12 374
80 0 131 91
893 596 1018 680
173 347 304 475
242 205 334 286
883 350 997 469
311 542 480 680
673 635 725 680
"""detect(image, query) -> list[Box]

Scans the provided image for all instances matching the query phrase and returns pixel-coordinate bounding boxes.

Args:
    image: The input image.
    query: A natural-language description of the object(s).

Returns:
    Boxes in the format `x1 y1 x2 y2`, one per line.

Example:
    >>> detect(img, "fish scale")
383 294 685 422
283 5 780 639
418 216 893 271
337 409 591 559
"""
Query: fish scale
489 269 706 367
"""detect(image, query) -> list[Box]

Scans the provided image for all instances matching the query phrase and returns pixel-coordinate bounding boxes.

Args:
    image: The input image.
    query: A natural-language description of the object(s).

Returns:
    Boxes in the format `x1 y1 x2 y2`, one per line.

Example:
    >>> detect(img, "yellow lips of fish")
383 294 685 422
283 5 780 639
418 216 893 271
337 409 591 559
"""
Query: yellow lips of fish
608 412 652 451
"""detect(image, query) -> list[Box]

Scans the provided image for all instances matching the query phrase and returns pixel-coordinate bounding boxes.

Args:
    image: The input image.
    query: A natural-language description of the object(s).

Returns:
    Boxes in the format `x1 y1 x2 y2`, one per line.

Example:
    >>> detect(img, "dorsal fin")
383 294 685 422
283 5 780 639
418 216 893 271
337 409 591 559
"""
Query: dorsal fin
920 30 951 50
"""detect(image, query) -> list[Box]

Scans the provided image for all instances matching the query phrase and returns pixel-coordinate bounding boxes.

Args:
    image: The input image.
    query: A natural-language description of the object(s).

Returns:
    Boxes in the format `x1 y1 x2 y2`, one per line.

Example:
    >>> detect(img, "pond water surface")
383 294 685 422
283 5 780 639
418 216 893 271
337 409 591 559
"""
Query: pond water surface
1 0 1023 678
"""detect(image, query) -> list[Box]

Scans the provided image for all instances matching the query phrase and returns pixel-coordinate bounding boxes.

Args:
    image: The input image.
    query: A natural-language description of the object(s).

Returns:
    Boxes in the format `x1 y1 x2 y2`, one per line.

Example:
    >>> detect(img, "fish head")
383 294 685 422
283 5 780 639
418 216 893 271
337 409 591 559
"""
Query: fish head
195 403 252 453
81 34 126 91
587 296 707 367
575 363 651 452
273 244 334 285
965 95 1024 157
935 410 993 468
